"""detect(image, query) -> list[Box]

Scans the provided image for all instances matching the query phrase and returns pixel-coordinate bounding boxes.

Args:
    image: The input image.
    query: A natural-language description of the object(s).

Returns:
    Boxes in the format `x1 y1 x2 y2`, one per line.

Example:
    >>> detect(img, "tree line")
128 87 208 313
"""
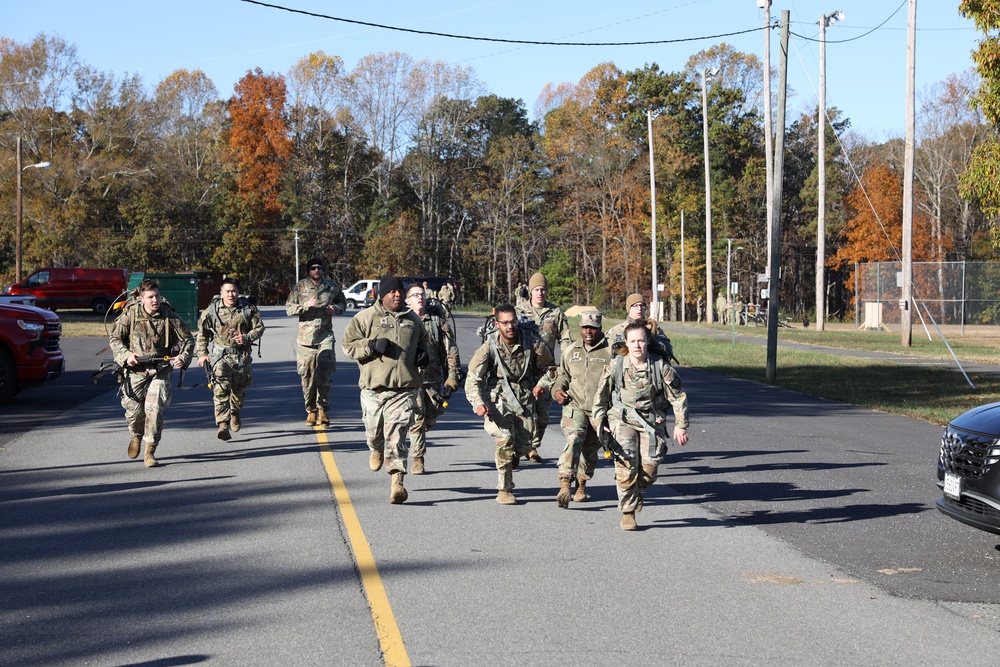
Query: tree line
0 33 993 315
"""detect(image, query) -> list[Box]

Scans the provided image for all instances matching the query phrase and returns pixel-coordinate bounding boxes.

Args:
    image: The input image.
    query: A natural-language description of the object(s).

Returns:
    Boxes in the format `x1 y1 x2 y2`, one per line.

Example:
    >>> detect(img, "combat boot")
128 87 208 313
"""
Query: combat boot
496 490 517 505
527 449 543 463
317 408 329 425
217 422 232 441
496 468 516 504
573 479 589 503
620 512 637 531
305 412 317 426
369 449 384 472
390 471 408 504
556 477 572 508
127 434 141 460
144 442 160 468
411 456 425 474
230 412 241 432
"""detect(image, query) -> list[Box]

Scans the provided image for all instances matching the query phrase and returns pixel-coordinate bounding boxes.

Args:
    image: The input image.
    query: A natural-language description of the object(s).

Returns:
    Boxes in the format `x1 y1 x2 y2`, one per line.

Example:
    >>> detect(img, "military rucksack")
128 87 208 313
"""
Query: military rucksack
610 319 678 365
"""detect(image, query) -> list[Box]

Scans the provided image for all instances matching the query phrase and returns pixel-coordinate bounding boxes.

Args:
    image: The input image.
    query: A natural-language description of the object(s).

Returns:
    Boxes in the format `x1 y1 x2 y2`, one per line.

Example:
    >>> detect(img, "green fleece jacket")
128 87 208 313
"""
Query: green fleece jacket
341 301 431 392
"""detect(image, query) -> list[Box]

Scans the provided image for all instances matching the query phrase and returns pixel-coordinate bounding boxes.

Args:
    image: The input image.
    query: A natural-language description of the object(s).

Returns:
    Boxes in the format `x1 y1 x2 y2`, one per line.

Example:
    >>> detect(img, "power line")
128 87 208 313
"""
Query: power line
789 0 908 45
239 0 766 46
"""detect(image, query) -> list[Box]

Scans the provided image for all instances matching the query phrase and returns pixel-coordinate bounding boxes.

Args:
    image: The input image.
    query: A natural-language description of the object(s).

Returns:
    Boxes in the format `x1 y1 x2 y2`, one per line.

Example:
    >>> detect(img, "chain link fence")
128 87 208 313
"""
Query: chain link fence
855 261 1000 334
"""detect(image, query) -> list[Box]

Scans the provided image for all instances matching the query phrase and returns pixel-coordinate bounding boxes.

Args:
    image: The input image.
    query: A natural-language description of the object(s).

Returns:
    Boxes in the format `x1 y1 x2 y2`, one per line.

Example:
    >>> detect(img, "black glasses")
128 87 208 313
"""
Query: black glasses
309 265 322 270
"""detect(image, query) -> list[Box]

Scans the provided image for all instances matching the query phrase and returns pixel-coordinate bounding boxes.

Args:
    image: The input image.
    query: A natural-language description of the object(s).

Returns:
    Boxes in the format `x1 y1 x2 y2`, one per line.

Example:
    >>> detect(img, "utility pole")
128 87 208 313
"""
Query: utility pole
702 67 719 323
760 0 774 282
294 229 300 283
901 0 917 347
681 210 686 323
817 10 844 332
766 11 790 383
648 108 659 320
15 136 22 283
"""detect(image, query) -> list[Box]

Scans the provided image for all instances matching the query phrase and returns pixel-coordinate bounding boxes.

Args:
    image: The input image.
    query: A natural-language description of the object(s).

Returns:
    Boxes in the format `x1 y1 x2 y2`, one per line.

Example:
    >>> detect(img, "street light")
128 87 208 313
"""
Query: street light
727 238 742 347
816 9 843 332
702 66 719 323
15 136 51 282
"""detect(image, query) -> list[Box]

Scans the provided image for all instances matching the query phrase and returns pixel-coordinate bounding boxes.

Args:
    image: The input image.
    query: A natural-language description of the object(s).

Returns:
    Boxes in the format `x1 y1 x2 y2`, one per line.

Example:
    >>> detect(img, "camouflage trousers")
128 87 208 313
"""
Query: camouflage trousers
361 387 417 474
408 384 447 459
296 342 336 414
121 369 173 447
610 412 669 514
557 405 601 482
210 354 252 425
482 406 535 491
531 391 553 450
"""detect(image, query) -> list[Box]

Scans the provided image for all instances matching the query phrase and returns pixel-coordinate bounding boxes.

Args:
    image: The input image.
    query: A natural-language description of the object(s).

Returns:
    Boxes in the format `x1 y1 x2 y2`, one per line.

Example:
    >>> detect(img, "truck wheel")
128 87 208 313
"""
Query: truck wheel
0 349 18 404
346 300 357 311
91 298 111 315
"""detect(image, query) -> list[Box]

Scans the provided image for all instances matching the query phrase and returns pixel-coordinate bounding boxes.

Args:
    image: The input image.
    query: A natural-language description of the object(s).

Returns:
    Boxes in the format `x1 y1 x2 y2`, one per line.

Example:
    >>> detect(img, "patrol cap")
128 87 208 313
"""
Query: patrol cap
580 310 602 328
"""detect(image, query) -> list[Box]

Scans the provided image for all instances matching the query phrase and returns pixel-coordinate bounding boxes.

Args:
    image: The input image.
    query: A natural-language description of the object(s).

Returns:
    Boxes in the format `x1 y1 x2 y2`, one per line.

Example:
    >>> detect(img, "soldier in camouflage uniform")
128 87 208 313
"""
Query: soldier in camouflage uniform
196 278 265 441
465 303 555 505
285 258 347 426
536 310 612 508
437 281 456 308
110 279 195 468
592 322 689 530
403 282 462 474
606 293 669 342
516 271 572 463
342 275 432 505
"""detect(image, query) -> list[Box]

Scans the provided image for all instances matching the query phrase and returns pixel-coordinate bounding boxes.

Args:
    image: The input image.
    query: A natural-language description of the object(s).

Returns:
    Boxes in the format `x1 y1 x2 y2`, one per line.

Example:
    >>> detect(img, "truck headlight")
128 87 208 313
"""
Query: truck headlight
17 319 44 332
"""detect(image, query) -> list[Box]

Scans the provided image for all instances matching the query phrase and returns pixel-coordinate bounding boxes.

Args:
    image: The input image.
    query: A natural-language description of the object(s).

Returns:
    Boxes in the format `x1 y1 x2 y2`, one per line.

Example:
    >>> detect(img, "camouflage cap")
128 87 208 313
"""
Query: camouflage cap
580 310 602 328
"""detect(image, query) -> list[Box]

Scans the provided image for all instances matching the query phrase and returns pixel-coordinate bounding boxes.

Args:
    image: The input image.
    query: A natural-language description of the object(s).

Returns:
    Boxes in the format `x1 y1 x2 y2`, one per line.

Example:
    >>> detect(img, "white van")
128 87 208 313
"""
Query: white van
343 279 378 310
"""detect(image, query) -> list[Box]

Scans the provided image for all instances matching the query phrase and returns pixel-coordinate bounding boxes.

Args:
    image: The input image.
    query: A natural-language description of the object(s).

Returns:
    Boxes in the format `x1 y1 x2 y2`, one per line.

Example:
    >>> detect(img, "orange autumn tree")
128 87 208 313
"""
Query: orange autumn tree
539 63 651 303
215 68 293 297
829 160 937 304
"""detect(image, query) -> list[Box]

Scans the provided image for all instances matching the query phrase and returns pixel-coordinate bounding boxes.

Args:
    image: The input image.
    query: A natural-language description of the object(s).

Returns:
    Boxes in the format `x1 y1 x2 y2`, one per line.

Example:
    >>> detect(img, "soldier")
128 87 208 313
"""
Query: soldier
592 322 689 530
514 281 529 309
517 271 572 463
196 278 265 441
404 282 462 474
285 257 347 426
716 292 728 325
536 310 613 508
422 280 437 300
438 281 456 308
465 303 555 505
109 279 194 468
342 275 432 504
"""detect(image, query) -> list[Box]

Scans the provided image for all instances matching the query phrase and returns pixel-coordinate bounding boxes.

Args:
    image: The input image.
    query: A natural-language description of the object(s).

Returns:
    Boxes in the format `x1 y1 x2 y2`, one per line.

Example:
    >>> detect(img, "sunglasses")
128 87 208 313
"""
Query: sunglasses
309 265 323 270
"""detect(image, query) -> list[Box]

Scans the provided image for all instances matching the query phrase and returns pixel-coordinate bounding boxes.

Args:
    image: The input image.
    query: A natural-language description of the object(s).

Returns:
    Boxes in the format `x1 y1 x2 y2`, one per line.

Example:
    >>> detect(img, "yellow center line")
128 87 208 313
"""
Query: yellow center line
314 429 411 667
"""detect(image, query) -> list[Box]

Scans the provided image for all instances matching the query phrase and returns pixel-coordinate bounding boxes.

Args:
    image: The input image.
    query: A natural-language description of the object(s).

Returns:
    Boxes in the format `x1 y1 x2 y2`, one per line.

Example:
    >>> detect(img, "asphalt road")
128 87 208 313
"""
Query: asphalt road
2 307 1000 666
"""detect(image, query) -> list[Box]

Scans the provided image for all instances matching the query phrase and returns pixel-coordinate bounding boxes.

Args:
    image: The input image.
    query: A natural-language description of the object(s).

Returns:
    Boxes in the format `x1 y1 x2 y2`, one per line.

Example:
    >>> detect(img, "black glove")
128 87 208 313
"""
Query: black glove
415 347 430 368
369 338 390 356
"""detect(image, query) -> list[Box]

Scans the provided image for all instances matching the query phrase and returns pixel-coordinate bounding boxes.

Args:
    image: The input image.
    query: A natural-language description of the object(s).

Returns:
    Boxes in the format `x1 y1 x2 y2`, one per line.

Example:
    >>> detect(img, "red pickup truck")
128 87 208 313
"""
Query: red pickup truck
0 303 65 403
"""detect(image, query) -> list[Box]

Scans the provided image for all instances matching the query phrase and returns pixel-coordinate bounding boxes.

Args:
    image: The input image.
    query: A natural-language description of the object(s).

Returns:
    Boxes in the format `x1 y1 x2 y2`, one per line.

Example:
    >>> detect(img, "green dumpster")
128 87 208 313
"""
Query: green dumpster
126 272 224 329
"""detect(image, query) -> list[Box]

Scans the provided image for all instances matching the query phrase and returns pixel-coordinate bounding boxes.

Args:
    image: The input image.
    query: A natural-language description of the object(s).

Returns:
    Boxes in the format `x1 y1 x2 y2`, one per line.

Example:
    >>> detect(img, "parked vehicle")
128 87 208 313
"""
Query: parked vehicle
353 277 457 312
0 303 65 403
344 279 379 310
3 267 128 315
936 401 1000 535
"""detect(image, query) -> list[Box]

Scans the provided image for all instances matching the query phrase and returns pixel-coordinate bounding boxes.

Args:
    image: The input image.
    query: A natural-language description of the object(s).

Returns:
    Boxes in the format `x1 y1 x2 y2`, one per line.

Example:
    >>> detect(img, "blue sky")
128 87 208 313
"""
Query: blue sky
7 1 980 139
